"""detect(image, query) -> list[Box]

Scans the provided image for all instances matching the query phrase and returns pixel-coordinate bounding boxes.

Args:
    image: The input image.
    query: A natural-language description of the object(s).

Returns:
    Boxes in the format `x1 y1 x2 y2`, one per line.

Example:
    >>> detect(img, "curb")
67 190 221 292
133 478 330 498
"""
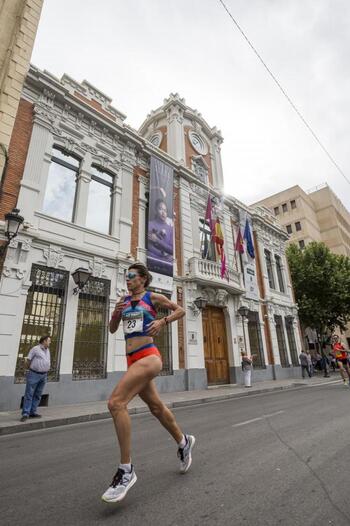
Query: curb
0 380 336 437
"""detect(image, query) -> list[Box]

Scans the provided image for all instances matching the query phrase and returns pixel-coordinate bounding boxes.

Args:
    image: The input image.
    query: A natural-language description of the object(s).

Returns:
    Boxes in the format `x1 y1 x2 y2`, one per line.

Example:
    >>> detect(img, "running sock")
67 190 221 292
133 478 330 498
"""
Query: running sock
178 435 187 448
119 463 132 473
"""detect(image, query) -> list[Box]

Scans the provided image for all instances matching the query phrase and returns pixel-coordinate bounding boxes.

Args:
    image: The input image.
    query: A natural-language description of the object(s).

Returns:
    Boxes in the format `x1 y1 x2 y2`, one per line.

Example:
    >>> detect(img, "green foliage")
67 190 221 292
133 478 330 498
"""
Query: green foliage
286 242 350 338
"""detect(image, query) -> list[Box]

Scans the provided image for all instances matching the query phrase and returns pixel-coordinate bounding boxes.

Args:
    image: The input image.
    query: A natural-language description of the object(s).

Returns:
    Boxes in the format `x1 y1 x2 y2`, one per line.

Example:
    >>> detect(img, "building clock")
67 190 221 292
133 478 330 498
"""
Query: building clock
189 130 208 155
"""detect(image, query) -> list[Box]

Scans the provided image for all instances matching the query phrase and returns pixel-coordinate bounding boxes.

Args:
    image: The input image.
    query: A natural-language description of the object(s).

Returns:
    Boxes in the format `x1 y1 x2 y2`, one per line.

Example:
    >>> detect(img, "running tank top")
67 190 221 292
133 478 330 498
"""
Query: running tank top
122 291 157 340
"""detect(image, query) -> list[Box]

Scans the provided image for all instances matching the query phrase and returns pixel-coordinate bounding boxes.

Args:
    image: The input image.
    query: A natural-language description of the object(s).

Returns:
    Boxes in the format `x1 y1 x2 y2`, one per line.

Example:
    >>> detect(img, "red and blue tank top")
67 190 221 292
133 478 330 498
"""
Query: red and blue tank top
122 291 157 340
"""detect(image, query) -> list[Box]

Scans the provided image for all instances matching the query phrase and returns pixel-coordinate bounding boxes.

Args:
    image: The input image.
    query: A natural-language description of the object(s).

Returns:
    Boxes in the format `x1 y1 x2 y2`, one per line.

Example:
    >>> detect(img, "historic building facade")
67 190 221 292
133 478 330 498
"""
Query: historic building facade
0 66 302 410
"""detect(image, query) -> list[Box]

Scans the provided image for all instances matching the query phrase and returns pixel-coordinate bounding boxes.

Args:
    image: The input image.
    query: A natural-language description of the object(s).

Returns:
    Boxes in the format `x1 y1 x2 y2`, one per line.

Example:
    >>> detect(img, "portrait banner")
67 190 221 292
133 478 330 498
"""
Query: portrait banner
147 157 174 280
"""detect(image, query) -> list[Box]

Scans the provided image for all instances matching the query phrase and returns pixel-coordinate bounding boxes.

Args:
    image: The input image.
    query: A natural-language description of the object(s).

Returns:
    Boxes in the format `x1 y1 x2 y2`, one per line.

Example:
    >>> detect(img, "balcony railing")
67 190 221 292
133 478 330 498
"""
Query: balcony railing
188 257 244 291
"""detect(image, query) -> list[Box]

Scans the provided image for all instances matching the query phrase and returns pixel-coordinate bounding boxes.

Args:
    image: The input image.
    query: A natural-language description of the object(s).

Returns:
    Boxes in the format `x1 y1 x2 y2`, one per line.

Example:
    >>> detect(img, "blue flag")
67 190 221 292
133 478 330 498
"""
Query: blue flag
244 219 255 258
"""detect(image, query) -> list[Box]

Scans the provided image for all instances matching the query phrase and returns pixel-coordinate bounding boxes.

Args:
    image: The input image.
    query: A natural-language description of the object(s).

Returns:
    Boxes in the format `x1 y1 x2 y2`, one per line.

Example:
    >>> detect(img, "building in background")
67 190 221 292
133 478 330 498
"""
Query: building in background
0 0 43 183
0 66 302 410
253 184 350 348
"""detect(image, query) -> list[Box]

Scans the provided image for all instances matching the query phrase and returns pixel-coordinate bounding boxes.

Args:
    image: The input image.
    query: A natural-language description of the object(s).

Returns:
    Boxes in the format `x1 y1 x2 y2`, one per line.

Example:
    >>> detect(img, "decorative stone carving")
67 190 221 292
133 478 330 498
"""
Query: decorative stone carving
88 257 107 278
42 247 64 268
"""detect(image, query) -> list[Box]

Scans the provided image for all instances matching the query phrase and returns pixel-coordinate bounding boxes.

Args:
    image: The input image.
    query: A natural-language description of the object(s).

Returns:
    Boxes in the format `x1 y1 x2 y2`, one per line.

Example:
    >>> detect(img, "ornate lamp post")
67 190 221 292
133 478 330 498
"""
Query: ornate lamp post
71 267 92 295
238 305 250 354
0 208 24 256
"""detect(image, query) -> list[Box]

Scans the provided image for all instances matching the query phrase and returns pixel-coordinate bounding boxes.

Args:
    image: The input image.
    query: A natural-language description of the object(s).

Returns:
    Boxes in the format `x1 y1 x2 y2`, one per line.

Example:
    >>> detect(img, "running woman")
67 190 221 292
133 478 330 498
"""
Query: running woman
332 336 350 386
102 262 195 503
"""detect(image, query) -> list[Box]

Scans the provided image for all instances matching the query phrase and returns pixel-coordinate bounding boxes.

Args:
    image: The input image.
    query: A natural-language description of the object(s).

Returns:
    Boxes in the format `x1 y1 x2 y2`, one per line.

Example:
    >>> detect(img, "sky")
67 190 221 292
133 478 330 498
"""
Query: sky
31 0 350 210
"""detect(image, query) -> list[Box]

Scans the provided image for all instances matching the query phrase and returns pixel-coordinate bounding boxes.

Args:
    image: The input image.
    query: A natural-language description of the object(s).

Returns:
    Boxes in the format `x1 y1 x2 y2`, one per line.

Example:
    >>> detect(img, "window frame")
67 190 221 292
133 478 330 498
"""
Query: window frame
43 146 81 223
274 206 280 216
264 249 276 290
286 224 292 234
299 239 305 249
295 221 302 232
282 203 288 213
86 165 114 235
274 254 285 293
290 199 297 209
199 217 216 262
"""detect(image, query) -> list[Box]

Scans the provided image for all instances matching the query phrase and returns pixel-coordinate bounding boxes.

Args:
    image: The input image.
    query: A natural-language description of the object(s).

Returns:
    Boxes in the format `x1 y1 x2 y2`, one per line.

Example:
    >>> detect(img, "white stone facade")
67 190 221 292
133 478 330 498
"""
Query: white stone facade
0 67 302 410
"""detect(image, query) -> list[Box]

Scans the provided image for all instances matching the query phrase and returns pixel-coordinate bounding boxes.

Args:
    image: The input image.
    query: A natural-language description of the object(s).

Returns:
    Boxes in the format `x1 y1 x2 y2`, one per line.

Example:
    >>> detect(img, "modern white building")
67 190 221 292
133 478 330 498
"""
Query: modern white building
0 66 302 410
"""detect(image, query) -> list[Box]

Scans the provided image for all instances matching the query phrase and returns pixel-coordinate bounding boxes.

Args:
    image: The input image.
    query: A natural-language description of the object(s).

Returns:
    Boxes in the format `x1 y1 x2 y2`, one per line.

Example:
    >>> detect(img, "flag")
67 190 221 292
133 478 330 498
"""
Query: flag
235 226 244 254
213 218 228 279
244 218 255 258
204 194 214 236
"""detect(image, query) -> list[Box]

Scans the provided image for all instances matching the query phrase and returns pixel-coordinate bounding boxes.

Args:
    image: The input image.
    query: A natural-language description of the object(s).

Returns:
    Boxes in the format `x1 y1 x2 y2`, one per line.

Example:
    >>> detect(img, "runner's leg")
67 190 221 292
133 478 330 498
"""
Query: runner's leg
338 361 347 381
139 379 183 443
108 355 162 463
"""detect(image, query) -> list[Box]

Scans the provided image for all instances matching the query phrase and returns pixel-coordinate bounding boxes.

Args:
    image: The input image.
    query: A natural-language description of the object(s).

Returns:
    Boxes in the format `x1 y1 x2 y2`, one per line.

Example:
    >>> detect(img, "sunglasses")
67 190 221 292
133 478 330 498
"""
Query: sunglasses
126 271 138 280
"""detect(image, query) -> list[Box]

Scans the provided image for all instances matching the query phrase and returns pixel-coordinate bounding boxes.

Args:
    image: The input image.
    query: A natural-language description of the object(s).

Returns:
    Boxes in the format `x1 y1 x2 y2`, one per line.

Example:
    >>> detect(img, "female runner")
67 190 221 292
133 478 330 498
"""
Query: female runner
102 262 195 503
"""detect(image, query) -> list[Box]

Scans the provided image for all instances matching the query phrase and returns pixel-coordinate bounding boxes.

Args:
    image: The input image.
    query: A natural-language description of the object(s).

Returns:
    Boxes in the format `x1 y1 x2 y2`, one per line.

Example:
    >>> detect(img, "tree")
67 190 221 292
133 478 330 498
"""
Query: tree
286 242 350 350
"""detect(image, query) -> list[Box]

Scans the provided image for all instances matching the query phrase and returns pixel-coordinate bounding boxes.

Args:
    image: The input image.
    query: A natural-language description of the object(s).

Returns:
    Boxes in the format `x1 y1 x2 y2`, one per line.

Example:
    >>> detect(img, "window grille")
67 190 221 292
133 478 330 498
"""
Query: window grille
274 315 290 367
72 278 110 380
247 311 265 368
15 265 68 383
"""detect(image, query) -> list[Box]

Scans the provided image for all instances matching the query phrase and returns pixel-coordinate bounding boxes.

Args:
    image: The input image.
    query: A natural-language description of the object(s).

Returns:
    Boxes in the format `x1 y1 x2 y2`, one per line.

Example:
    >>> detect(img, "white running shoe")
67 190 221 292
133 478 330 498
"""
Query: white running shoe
101 466 137 503
177 434 196 474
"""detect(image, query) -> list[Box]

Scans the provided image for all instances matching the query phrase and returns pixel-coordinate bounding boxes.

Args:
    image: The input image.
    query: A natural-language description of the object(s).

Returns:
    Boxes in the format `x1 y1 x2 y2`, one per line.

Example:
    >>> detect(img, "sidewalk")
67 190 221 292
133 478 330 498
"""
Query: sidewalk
0 375 340 436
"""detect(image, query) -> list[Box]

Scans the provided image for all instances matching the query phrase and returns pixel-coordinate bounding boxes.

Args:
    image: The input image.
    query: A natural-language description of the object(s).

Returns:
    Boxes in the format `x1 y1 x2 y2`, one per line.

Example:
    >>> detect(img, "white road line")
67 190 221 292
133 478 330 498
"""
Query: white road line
232 410 285 428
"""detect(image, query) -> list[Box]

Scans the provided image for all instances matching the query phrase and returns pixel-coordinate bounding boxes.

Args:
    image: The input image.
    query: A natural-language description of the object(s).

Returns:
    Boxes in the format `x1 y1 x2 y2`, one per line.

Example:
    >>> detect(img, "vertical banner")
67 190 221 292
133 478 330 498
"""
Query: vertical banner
239 211 259 301
147 157 174 287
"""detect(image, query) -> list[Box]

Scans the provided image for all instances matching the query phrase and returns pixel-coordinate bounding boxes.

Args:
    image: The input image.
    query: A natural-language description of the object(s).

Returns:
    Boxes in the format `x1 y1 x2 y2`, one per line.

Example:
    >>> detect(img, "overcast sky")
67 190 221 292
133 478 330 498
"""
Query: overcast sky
31 0 350 210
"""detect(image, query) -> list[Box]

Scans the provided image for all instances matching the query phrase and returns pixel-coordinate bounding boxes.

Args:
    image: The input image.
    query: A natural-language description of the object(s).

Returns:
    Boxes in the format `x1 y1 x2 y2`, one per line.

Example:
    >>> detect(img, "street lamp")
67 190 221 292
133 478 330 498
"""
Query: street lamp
71 267 92 295
189 296 208 317
238 305 250 354
0 208 24 256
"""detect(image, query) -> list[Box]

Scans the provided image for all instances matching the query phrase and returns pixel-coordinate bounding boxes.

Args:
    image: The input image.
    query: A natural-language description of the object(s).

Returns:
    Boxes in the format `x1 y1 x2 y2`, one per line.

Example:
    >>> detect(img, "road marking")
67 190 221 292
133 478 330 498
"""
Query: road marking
232 410 285 428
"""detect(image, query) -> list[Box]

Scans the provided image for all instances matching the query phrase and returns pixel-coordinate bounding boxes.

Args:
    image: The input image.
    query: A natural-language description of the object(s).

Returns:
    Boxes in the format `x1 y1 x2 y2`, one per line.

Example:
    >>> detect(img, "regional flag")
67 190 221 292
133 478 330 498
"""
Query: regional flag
235 226 244 254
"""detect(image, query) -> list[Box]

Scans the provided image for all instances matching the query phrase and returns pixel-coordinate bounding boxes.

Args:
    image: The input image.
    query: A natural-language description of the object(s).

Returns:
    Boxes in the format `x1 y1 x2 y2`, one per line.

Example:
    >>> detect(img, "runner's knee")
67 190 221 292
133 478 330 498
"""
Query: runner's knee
108 396 127 414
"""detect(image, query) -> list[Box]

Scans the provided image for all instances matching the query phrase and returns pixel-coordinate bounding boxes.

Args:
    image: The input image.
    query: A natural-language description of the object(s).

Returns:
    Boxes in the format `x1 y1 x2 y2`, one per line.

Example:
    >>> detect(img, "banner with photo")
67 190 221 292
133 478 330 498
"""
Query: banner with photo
147 156 174 283
239 210 259 301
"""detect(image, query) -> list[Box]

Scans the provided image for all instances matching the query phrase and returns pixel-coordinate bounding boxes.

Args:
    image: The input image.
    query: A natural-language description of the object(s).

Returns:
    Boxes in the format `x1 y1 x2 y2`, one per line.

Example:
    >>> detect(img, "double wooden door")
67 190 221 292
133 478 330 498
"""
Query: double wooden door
202 307 230 385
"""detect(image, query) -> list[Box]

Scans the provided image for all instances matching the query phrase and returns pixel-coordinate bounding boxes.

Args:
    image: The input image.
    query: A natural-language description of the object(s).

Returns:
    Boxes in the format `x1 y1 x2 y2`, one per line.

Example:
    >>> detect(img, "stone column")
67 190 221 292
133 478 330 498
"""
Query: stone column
166 104 185 164
73 153 91 226
211 135 224 190
110 172 122 239
118 155 135 257
17 108 54 226
137 175 148 263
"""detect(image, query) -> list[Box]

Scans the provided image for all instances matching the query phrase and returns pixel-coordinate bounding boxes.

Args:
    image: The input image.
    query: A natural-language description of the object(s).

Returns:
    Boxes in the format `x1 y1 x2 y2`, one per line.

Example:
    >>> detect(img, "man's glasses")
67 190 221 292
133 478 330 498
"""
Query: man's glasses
126 271 138 280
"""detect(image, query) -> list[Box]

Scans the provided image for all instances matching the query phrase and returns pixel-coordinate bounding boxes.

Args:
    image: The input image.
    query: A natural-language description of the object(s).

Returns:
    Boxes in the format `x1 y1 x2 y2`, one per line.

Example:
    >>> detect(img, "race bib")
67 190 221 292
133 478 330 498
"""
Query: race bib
123 311 144 335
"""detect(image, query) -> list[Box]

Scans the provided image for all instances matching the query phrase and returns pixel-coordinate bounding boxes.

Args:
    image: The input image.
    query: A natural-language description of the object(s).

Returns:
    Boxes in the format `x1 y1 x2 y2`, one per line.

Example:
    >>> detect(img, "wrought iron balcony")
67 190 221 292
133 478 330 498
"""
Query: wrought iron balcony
187 257 244 292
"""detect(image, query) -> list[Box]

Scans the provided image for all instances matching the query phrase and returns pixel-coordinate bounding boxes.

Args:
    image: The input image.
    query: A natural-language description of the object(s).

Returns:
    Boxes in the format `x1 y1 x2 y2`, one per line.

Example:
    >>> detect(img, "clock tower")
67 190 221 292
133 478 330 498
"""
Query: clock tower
139 93 224 191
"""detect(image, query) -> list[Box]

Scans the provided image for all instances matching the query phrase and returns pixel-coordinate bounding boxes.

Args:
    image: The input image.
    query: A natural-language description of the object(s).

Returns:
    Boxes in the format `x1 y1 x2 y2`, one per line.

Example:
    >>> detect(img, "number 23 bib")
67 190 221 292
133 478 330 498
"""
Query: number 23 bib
123 311 144 335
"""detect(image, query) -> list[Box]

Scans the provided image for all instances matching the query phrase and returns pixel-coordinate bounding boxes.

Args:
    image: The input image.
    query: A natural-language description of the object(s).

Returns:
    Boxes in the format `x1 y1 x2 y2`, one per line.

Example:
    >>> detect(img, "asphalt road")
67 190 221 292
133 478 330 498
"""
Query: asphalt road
1 382 350 526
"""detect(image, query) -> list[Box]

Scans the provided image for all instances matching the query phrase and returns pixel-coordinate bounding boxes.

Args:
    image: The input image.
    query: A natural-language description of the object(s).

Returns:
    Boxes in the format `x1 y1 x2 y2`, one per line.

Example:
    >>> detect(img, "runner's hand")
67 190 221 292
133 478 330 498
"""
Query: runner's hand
112 299 126 317
147 319 164 336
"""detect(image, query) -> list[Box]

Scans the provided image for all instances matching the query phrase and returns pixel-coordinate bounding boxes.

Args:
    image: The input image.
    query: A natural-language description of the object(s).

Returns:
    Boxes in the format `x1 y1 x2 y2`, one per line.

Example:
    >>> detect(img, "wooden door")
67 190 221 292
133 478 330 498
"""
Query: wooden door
202 307 230 385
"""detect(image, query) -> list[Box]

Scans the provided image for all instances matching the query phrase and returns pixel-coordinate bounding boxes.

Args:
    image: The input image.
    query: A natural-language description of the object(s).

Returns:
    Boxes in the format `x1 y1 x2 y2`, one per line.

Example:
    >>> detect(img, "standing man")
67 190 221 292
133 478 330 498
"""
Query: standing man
241 351 253 388
20 335 51 422
299 350 311 378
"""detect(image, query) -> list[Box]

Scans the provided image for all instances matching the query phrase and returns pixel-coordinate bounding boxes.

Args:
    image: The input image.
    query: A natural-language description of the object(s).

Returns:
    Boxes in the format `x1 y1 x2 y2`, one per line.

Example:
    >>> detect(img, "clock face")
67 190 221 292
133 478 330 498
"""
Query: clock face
189 131 208 155
149 131 163 147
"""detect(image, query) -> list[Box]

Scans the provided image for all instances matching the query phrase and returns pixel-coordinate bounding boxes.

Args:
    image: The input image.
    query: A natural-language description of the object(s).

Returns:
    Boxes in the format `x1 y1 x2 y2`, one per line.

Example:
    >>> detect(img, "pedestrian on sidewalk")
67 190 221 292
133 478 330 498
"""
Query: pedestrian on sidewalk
306 350 313 377
20 335 51 422
299 350 311 378
241 351 253 387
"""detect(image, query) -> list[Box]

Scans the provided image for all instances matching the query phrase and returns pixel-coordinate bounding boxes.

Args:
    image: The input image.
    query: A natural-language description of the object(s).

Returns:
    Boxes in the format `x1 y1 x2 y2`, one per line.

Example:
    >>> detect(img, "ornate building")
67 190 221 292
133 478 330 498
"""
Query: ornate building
0 66 302 410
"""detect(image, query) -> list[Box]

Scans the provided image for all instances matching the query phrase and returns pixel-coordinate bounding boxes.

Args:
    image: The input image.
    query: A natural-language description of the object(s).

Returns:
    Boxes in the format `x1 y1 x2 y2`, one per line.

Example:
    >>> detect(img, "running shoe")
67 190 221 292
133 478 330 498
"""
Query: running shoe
101 466 137 503
177 434 196 474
